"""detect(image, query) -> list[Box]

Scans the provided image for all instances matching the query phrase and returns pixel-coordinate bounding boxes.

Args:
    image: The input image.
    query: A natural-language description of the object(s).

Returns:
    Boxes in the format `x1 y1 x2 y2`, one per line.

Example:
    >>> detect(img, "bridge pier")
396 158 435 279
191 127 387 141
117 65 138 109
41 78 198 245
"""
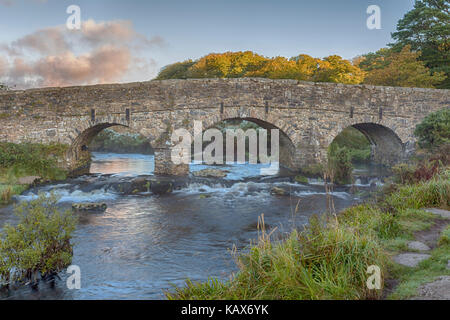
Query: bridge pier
153 147 189 176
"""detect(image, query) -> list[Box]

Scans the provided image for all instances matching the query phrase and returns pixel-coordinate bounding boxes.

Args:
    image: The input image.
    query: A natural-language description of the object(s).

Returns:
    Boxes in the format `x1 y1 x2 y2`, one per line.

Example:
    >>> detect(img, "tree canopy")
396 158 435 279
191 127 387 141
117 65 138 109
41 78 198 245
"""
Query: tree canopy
156 51 366 85
390 0 450 88
356 45 446 88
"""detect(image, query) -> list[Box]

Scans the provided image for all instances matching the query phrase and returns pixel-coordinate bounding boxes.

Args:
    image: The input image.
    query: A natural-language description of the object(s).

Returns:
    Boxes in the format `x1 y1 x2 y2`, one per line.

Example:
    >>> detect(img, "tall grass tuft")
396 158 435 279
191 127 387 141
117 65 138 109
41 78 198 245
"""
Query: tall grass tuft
166 214 387 300
384 169 449 211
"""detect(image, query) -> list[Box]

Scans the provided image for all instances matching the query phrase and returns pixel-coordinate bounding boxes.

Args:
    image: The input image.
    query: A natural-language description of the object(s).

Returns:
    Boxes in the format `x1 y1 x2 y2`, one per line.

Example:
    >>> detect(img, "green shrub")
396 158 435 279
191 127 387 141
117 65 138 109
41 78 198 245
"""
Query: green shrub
414 109 450 150
331 127 372 164
328 144 353 185
0 142 68 180
0 193 77 286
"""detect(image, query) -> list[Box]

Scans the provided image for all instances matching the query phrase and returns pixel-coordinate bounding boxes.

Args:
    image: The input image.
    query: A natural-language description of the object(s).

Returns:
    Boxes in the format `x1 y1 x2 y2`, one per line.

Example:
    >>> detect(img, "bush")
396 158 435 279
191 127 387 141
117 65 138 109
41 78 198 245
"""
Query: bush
414 109 450 150
331 127 372 163
0 142 68 180
328 144 353 185
0 193 77 287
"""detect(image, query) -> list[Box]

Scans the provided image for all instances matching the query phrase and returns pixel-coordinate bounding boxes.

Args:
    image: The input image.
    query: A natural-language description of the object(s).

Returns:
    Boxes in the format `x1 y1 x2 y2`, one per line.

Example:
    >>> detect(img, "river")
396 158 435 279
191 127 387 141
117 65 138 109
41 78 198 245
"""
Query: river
0 152 385 300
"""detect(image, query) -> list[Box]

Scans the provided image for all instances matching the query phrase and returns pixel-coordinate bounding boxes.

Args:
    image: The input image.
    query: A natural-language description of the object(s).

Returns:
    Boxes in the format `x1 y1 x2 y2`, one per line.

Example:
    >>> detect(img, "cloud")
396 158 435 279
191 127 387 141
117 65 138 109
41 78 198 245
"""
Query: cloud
0 20 164 88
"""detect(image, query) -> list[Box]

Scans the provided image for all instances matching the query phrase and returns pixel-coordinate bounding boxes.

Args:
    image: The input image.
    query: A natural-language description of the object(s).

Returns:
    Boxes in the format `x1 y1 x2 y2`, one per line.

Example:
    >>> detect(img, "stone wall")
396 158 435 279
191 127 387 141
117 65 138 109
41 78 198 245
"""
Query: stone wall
0 78 448 175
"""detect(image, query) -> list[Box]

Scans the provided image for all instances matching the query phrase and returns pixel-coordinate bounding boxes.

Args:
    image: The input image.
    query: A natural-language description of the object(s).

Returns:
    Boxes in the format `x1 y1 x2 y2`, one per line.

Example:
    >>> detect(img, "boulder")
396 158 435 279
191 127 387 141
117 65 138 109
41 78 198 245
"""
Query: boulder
192 169 228 178
294 175 308 184
270 186 288 196
130 177 151 194
72 202 107 212
150 181 173 195
17 176 41 185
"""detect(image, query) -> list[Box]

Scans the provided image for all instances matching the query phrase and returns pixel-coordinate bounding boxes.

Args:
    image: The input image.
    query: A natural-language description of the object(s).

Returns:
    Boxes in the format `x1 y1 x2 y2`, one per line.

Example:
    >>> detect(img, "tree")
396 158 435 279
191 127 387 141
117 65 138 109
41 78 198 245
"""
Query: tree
357 46 446 88
414 108 450 149
189 51 267 78
314 55 366 84
155 60 196 80
155 51 365 85
390 0 450 88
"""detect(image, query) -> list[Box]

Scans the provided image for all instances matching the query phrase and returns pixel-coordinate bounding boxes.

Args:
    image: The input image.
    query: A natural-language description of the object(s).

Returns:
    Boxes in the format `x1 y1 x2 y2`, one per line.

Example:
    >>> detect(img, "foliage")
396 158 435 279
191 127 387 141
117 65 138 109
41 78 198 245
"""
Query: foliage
328 144 353 185
90 128 153 154
156 51 366 85
0 193 77 286
357 46 446 88
0 143 68 206
330 127 372 163
155 60 196 80
0 142 68 180
414 108 450 149
390 0 450 89
314 55 366 84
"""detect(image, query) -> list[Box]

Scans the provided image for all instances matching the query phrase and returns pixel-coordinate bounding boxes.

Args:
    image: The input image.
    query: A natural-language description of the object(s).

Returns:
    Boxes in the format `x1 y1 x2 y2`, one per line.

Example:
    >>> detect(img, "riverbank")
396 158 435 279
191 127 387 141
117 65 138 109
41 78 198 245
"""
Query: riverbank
166 168 449 300
0 143 68 206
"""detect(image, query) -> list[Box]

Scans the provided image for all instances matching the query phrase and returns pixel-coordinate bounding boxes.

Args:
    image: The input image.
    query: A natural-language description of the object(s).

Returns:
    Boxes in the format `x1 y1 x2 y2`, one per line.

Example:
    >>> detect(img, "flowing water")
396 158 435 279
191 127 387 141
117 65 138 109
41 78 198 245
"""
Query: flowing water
0 152 383 300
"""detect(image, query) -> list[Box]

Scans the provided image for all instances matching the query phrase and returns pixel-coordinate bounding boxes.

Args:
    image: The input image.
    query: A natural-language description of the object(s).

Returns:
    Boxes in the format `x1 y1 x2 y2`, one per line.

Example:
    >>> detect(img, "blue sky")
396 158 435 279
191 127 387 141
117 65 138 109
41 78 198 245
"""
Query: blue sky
0 0 415 87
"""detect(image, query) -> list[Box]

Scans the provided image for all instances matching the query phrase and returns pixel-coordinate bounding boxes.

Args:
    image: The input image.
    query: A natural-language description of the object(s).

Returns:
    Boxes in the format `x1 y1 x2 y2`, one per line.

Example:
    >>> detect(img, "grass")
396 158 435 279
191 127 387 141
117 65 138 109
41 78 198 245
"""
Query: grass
167 216 388 300
166 168 450 300
0 142 69 205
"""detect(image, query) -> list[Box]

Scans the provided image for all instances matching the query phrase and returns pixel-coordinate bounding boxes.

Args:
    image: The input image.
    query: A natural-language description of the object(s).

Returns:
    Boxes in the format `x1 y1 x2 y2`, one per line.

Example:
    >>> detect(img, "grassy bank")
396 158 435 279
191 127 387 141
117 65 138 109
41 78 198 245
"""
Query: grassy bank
0 142 68 205
166 168 449 300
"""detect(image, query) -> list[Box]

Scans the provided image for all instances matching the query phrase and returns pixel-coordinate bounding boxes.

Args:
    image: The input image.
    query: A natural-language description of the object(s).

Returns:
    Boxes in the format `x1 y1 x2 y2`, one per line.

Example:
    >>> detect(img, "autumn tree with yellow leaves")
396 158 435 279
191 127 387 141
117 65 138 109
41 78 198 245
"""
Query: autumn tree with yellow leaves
156 51 365 85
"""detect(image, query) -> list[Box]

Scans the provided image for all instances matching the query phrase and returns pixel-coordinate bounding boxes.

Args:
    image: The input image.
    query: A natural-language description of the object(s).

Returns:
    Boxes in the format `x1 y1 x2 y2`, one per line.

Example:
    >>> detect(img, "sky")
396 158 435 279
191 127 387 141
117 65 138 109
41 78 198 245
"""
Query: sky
0 0 416 88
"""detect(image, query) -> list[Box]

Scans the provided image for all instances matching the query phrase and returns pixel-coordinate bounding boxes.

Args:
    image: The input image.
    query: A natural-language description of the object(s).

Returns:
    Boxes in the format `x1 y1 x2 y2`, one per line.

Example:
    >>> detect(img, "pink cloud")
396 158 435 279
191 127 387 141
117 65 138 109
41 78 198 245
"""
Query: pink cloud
0 20 164 88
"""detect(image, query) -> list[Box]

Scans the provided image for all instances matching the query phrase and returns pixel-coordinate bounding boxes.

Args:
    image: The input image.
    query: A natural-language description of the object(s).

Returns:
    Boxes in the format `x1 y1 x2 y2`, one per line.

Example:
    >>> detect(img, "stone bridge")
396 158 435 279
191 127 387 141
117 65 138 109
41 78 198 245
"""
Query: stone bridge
0 78 448 176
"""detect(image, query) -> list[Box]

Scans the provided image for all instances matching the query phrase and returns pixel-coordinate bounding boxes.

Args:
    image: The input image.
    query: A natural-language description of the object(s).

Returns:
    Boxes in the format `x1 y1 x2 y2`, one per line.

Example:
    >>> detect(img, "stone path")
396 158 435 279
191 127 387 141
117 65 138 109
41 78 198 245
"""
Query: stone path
411 276 450 300
424 208 450 219
393 253 431 267
391 208 449 300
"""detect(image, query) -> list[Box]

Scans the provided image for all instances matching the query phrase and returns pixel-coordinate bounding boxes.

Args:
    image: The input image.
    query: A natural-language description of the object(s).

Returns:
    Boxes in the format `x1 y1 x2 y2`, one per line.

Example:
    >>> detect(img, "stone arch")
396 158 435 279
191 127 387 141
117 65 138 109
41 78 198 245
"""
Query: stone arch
66 122 130 175
201 114 298 171
329 121 406 166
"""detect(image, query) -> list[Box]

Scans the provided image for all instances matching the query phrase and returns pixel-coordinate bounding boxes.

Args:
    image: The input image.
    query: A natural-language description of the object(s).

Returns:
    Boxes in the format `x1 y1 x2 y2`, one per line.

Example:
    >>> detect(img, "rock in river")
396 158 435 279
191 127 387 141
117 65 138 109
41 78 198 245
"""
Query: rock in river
192 169 228 178
72 202 108 212
150 181 173 195
270 186 288 196
18 176 41 185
